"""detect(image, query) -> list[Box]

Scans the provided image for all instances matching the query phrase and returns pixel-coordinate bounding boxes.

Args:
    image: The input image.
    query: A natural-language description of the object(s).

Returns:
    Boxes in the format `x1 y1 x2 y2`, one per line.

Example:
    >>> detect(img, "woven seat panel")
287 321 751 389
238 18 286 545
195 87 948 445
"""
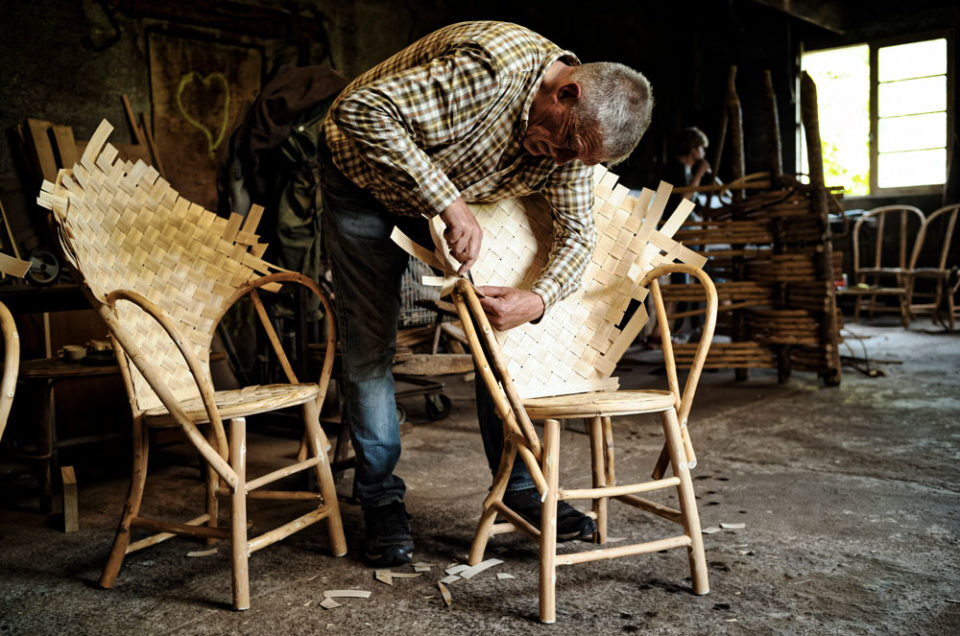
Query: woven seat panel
142 383 320 424
38 120 282 412
522 388 676 419
466 166 707 399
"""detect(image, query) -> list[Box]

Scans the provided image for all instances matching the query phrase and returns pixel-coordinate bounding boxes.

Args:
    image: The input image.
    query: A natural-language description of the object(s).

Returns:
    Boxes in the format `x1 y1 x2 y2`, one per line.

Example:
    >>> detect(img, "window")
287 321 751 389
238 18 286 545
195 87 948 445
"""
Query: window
801 34 953 196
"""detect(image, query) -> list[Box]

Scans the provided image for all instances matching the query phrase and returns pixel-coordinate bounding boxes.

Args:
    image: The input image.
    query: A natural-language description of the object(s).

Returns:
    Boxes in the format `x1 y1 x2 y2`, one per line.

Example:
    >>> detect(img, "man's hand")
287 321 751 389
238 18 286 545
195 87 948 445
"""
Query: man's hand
440 198 483 275
692 158 709 182
476 286 545 330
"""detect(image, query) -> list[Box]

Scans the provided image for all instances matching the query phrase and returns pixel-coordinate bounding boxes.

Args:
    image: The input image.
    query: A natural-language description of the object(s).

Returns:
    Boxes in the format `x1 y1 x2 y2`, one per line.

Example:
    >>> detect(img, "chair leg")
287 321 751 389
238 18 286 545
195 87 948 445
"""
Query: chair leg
602 417 616 486
931 279 944 327
948 288 956 331
539 419 560 624
661 409 709 596
100 417 149 588
229 418 250 611
588 416 607 544
204 425 220 545
302 400 347 557
469 439 517 565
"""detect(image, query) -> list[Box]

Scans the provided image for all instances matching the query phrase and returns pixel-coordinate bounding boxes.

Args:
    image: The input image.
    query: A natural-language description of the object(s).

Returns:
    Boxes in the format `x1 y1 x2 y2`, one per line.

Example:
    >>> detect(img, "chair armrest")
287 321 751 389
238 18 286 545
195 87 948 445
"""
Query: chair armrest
640 263 717 423
101 289 238 489
0 302 19 442
228 272 337 413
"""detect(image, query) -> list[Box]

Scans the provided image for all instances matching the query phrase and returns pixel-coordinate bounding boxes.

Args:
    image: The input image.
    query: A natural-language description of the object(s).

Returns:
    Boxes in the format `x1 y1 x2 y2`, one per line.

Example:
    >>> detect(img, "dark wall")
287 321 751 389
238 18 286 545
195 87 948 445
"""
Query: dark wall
2 0 956 228
0 0 804 220
310 0 804 190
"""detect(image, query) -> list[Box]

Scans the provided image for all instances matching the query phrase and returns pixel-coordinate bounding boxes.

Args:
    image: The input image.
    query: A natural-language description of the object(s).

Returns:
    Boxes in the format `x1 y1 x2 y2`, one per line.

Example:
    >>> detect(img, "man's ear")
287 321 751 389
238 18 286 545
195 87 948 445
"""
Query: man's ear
557 81 582 102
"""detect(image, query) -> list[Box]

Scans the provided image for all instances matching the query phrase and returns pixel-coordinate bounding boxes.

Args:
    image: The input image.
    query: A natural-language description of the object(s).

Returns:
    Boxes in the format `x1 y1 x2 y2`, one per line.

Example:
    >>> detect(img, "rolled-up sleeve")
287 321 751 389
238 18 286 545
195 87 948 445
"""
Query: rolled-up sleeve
531 163 596 310
330 45 501 217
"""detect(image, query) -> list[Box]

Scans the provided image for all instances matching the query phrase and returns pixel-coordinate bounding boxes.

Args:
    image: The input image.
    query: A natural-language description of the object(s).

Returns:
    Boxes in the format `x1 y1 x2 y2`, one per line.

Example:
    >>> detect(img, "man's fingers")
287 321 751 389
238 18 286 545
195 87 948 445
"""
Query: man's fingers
457 258 475 275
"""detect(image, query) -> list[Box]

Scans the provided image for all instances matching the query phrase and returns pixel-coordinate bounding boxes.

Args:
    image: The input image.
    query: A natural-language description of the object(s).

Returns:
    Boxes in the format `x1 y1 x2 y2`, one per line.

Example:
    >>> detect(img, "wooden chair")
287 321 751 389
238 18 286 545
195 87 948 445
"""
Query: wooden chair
850 205 925 327
37 119 346 610
453 265 716 623
908 203 960 330
0 301 19 442
397 166 716 623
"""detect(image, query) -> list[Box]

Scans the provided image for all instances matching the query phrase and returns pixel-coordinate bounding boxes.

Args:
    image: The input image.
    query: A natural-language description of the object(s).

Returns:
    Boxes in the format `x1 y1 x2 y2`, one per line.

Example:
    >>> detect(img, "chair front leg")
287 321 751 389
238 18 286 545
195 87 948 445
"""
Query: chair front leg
302 400 347 557
100 416 149 588
932 278 944 327
204 424 220 545
588 416 607 544
469 438 518 565
539 419 560 624
229 418 250 611
661 408 709 596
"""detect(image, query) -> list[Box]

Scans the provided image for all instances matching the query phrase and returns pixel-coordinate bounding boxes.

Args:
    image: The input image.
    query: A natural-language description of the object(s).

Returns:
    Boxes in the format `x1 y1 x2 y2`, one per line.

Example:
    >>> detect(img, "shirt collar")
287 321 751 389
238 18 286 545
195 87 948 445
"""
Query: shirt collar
518 50 581 134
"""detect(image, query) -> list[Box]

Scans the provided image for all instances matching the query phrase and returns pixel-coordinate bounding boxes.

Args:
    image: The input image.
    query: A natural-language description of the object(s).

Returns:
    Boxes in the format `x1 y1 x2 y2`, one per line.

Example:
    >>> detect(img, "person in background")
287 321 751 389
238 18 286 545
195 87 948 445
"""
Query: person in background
664 125 711 211
653 126 712 346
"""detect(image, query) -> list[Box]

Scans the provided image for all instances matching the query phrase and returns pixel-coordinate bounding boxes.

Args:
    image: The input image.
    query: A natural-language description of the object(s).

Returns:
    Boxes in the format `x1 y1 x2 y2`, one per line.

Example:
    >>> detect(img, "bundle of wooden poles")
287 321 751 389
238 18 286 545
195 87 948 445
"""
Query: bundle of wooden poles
663 67 843 384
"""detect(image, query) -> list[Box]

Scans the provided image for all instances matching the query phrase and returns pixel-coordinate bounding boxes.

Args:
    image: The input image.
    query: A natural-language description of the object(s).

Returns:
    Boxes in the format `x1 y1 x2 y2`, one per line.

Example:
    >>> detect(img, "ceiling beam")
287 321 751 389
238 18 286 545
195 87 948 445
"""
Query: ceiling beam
748 0 847 34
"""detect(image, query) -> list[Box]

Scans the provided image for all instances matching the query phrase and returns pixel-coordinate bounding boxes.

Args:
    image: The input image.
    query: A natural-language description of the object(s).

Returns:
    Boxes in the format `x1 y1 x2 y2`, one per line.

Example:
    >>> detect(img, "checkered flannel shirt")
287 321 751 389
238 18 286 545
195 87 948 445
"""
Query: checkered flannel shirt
323 21 596 310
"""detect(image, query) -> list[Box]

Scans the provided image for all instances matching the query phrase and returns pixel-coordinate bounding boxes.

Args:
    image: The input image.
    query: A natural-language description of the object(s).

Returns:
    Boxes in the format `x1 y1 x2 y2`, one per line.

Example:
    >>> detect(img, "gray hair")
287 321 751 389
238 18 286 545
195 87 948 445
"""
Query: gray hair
569 62 654 165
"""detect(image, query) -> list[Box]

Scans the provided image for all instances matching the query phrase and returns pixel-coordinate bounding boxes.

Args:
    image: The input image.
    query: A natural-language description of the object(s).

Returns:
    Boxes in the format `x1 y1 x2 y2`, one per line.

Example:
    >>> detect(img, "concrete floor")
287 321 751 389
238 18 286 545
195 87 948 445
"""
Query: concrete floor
1 318 958 635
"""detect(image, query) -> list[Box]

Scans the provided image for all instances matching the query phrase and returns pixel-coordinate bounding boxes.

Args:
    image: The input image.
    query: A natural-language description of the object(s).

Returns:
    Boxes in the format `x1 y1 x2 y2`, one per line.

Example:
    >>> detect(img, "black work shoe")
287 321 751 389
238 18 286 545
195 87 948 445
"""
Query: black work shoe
363 500 414 567
502 487 597 542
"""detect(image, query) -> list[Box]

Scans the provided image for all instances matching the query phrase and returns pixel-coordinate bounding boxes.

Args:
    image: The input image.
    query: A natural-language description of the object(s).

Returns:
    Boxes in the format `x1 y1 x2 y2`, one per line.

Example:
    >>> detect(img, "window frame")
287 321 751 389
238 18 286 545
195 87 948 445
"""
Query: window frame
868 29 955 197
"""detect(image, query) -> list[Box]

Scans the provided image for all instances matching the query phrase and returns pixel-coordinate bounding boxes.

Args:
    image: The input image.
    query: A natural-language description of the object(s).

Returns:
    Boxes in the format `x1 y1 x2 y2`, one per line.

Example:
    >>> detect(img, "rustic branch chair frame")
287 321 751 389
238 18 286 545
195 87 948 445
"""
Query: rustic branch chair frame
452 260 718 624
0 301 19 442
37 120 346 610
908 203 960 330
850 205 925 327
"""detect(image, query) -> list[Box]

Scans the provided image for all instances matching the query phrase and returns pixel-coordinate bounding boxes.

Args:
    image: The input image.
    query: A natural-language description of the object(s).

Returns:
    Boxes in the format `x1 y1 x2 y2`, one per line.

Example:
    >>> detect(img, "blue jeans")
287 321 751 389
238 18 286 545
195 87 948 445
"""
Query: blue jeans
319 145 533 508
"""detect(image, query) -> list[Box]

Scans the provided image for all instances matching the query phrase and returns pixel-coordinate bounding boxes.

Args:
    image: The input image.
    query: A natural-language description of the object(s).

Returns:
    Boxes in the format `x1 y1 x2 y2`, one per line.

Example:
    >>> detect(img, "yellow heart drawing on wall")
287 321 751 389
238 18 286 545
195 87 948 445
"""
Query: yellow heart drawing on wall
176 71 231 160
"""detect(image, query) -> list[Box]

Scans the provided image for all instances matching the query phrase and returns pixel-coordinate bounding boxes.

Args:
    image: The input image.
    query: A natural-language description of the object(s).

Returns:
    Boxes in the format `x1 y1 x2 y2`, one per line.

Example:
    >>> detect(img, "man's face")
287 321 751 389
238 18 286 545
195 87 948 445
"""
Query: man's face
523 101 603 166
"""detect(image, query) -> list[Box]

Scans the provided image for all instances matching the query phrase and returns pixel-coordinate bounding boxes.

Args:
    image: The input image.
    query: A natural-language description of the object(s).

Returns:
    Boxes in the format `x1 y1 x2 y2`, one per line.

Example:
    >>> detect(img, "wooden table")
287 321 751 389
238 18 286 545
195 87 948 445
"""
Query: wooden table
14 357 122 512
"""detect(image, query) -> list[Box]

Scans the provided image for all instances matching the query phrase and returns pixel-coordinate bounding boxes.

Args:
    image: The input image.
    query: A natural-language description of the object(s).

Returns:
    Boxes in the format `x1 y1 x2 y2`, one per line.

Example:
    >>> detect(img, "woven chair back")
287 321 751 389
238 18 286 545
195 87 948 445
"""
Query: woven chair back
397 165 707 399
38 120 280 412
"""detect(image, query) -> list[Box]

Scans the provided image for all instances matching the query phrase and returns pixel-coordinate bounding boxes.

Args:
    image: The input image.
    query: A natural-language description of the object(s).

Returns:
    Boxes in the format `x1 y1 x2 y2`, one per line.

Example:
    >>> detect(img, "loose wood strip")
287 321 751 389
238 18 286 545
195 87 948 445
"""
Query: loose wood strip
459 558 503 579
61 466 79 533
323 589 372 599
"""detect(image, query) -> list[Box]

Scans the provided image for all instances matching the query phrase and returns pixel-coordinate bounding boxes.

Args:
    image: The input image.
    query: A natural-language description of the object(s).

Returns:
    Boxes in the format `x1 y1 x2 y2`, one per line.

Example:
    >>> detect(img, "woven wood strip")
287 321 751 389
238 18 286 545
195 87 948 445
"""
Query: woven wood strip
37 119 284 412
403 165 706 399
142 383 319 422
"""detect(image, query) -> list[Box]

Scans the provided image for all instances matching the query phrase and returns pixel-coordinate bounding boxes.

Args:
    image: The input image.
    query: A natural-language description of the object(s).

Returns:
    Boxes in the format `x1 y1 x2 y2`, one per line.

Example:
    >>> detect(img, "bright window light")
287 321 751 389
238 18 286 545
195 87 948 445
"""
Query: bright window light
801 45 870 196
801 37 949 195
876 38 947 189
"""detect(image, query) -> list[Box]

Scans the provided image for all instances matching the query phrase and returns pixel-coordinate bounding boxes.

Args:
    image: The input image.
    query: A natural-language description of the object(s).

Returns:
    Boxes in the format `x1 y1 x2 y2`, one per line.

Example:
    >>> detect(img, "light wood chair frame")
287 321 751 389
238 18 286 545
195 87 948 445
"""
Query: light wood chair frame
36 118 346 609
94 270 347 610
850 205 925 327
0 301 19 442
907 203 960 330
452 262 718 624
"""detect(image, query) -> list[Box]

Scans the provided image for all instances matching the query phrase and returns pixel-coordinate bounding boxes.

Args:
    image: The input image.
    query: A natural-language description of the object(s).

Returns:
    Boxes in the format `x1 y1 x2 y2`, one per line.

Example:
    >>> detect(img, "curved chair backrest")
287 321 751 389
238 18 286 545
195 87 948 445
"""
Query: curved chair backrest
852 205 925 274
910 203 960 271
37 120 283 414
0 300 18 442
454 167 708 400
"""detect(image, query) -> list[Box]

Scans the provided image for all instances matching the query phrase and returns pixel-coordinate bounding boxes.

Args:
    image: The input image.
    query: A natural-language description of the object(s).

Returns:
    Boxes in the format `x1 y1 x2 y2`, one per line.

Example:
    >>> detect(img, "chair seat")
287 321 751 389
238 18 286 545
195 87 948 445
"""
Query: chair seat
523 389 676 419
143 383 320 426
